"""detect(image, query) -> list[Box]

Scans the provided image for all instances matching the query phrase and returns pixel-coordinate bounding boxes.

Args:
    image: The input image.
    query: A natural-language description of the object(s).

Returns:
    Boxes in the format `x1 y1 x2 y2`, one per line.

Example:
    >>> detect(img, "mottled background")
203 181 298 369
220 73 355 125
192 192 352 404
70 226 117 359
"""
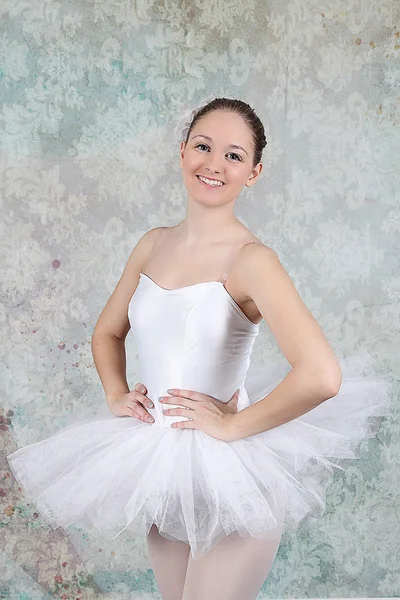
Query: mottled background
1 0 399 598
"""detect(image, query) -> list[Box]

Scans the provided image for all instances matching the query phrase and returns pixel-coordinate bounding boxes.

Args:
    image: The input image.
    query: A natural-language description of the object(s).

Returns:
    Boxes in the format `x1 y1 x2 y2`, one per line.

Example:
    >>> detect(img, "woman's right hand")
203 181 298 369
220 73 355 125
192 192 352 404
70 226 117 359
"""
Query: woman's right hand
108 383 155 423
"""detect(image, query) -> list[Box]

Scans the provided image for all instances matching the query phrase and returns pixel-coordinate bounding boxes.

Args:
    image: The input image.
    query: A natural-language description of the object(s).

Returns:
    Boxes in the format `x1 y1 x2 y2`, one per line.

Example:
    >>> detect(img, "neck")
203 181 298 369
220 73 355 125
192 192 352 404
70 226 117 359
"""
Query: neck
179 201 239 243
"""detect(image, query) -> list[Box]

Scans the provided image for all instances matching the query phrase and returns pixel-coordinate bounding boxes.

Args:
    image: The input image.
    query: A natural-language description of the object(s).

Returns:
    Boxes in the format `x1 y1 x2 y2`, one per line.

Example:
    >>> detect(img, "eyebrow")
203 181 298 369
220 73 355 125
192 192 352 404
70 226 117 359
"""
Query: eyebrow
191 134 249 157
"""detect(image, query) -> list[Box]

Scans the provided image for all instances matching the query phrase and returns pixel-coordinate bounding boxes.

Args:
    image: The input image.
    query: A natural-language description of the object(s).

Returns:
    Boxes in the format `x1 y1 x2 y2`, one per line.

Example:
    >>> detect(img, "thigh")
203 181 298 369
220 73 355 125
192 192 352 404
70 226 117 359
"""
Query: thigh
146 524 191 600
182 526 283 600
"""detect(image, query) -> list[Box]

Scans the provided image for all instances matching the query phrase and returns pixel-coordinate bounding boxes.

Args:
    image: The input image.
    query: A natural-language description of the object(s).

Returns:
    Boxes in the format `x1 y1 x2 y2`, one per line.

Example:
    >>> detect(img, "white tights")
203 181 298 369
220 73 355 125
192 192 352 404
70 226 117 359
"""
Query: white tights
146 524 284 600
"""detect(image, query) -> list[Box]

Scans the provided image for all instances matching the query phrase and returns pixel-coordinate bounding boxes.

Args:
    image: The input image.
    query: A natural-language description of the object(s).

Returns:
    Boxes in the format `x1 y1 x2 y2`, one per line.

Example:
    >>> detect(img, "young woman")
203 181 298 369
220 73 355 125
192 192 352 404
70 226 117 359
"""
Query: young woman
7 98 392 600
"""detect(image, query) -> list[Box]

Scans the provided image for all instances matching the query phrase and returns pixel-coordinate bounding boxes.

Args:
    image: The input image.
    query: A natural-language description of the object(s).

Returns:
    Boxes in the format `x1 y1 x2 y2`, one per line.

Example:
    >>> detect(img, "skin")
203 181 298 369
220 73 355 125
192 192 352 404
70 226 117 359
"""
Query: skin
93 108 341 440
179 109 263 211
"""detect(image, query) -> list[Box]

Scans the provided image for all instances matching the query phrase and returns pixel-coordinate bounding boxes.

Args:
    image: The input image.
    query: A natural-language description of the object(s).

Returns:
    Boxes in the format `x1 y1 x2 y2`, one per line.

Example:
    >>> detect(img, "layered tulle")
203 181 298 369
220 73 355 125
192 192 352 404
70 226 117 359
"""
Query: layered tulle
7 350 393 559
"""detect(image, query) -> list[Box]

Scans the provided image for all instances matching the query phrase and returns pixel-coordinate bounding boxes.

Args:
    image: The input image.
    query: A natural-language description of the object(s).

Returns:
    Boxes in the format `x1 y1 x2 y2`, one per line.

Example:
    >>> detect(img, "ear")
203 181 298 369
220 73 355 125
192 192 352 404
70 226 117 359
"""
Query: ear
246 162 263 187
179 141 186 167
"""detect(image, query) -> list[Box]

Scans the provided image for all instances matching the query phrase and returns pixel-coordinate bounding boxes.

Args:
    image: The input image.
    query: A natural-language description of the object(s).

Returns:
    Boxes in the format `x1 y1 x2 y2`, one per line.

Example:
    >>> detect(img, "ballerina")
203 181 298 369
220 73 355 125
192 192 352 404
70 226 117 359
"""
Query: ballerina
7 97 392 600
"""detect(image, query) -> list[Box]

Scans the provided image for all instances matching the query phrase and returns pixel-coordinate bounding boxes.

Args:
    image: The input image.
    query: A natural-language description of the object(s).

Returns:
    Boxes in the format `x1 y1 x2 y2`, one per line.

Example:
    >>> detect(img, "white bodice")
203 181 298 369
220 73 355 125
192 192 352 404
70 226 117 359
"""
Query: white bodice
128 264 260 429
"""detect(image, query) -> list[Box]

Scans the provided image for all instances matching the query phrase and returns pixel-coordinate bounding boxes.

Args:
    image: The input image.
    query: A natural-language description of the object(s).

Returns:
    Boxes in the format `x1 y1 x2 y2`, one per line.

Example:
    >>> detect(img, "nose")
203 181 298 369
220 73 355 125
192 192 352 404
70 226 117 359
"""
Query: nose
205 164 222 175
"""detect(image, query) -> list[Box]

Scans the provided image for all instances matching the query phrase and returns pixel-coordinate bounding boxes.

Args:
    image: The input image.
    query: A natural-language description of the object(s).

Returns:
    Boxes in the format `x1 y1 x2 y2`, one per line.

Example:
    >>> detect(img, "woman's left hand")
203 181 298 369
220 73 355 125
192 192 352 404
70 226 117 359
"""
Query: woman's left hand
159 388 240 442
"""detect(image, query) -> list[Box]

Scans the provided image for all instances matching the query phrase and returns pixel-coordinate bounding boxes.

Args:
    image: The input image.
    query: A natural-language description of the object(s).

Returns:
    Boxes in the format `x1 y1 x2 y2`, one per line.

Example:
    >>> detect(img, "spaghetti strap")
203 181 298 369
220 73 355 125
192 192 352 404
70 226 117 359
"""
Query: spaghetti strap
218 239 262 284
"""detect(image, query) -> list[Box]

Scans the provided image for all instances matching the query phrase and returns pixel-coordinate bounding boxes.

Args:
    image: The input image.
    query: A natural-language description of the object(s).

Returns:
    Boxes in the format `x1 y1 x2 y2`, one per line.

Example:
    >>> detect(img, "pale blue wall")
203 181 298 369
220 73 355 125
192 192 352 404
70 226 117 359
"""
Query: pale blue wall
1 0 399 597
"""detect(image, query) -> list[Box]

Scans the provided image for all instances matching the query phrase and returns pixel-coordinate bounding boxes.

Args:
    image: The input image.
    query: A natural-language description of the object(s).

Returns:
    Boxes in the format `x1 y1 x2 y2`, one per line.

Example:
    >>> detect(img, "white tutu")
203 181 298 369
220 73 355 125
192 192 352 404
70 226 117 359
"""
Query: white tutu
6 350 393 559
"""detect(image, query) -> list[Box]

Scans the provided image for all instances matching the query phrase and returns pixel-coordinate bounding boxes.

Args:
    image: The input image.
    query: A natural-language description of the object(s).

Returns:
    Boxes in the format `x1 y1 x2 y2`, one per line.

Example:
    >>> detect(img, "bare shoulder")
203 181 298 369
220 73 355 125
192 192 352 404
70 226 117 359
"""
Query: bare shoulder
124 226 168 267
235 238 281 301
240 239 279 273
92 226 168 340
231 236 279 292
238 240 298 307
137 226 168 253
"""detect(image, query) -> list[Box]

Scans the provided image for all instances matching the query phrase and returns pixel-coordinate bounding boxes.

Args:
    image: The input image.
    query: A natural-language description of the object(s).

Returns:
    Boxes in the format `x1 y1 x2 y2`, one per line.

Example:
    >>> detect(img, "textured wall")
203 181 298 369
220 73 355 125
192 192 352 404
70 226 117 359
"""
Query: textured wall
1 0 399 598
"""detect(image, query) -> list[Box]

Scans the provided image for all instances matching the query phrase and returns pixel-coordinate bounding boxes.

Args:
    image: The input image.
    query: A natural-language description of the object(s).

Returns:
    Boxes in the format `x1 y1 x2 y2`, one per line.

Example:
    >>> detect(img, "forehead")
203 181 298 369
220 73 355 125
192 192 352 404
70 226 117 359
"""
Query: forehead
190 110 252 142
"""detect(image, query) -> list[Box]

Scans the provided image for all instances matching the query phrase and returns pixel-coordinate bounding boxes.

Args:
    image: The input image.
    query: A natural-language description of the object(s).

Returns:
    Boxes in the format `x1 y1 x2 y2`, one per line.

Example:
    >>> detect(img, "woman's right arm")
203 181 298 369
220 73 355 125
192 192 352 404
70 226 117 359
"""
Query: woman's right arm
91 227 165 412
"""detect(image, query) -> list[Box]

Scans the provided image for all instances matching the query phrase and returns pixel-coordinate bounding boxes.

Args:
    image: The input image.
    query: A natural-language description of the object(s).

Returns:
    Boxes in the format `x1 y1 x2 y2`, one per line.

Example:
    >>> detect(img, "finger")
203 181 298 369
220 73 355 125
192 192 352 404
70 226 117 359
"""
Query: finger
228 388 240 402
160 396 192 409
127 402 154 423
135 382 148 394
166 388 203 402
162 407 192 417
170 419 196 429
131 388 154 409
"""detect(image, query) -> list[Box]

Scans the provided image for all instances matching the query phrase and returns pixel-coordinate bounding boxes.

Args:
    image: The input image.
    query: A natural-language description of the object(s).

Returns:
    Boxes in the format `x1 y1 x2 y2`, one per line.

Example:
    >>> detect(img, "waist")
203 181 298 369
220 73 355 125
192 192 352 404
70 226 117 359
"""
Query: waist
143 385 251 429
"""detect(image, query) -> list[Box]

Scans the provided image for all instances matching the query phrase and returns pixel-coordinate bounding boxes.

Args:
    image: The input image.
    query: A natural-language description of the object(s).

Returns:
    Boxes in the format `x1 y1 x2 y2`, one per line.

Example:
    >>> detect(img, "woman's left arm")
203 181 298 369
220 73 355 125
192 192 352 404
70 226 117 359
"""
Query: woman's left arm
226 245 342 442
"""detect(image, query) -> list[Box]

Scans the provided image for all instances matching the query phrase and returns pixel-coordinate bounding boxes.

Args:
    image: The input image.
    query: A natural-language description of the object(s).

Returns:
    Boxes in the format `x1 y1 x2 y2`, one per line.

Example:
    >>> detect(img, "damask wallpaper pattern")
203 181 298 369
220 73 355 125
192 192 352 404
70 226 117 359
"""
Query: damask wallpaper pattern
0 0 399 598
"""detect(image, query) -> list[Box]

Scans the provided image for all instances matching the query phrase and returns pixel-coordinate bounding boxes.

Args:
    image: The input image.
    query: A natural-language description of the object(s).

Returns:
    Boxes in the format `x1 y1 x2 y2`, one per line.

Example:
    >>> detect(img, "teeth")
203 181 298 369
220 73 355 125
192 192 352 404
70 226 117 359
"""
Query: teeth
198 175 224 187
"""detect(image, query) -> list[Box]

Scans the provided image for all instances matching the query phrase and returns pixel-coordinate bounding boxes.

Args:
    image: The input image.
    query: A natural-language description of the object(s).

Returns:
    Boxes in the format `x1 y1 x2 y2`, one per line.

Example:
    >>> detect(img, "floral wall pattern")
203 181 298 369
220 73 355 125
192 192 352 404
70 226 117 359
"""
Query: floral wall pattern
1 0 399 598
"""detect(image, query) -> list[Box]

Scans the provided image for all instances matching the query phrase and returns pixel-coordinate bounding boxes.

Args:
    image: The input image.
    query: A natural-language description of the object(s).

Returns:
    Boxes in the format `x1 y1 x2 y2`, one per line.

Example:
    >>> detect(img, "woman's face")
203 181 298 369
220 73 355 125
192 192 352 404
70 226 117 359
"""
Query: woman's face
179 110 262 206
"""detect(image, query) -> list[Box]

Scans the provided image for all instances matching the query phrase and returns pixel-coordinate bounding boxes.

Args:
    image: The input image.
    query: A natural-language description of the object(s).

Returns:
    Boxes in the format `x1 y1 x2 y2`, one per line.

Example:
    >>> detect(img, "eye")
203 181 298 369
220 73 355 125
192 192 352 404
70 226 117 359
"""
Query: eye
227 152 242 162
194 144 242 162
195 143 209 152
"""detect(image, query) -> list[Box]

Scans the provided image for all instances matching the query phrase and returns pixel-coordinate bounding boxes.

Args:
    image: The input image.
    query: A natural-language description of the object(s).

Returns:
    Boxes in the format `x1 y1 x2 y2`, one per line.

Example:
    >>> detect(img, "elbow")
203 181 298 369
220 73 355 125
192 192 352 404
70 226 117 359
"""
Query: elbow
299 359 342 399
320 362 342 398
324 378 342 399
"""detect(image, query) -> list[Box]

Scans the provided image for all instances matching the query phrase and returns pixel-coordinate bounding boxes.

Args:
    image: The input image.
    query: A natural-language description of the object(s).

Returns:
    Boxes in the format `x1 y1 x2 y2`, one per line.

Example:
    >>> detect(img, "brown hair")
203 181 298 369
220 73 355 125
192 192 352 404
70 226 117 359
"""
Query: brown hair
182 97 267 168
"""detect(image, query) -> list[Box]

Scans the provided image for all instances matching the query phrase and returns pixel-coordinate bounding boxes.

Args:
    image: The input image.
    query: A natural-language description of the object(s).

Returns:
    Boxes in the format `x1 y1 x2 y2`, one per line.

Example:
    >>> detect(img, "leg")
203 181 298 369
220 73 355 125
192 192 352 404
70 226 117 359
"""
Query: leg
182 525 283 600
146 524 191 600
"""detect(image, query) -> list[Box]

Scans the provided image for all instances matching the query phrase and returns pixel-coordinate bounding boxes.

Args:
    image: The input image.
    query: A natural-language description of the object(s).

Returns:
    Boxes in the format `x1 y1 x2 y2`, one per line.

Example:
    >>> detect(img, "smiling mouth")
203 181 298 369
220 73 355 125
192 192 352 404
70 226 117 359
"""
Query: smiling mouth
196 175 225 188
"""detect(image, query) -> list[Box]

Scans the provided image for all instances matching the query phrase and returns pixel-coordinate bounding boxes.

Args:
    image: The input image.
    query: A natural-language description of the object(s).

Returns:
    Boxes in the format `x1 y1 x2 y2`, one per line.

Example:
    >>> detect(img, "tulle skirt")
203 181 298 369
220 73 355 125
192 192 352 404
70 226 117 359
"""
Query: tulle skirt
6 350 393 559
